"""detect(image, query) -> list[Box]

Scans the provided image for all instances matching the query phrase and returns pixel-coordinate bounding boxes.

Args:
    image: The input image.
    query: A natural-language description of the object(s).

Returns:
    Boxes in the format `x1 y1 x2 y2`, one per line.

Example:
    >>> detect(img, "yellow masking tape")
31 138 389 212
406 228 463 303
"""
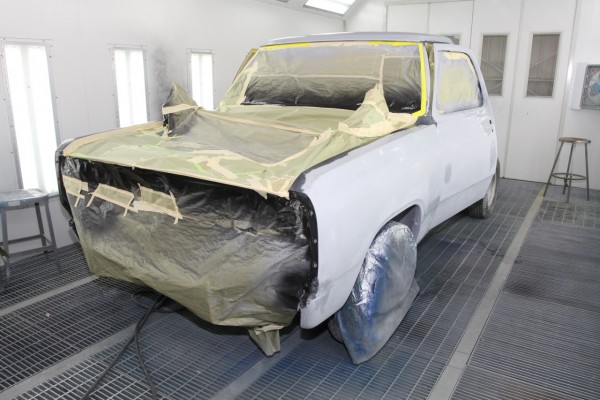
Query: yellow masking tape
62 175 89 207
266 41 420 50
412 43 427 117
263 42 313 50
133 186 182 224
86 184 135 216
367 41 418 46
162 104 198 115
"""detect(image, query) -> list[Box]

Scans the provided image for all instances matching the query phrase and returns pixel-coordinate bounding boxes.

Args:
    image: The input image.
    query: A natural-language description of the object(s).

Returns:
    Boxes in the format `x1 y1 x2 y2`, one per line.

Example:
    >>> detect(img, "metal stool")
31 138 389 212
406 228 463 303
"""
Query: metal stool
543 137 591 203
0 189 61 290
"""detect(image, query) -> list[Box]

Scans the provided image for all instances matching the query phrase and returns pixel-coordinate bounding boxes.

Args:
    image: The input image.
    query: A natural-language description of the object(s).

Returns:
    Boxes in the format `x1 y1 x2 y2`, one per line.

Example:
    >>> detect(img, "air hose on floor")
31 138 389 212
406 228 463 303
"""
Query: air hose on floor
82 291 172 400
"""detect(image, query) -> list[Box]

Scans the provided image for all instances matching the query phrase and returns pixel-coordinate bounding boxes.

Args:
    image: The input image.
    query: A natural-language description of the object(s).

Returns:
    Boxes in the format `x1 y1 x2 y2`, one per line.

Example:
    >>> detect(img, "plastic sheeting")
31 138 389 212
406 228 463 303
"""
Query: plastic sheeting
332 222 419 364
436 51 483 113
60 157 314 329
221 41 425 114
64 81 418 198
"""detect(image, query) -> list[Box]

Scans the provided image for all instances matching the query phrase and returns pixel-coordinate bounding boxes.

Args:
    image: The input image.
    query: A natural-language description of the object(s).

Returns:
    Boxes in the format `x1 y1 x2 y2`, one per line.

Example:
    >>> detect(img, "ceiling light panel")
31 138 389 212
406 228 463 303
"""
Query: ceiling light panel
304 0 356 15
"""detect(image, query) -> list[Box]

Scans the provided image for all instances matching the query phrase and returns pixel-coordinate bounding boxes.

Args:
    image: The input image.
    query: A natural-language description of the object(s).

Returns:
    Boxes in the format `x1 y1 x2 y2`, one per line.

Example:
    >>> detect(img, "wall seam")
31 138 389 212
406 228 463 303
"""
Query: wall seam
557 0 581 145
502 0 526 177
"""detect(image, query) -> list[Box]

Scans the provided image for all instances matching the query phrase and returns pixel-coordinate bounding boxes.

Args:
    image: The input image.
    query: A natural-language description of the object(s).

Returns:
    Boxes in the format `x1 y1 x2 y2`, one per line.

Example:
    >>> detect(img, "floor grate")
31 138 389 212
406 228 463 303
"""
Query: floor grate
14 311 271 400
16 358 169 400
453 366 582 400
0 278 145 392
542 183 600 205
0 244 91 310
454 204 600 399
537 199 599 230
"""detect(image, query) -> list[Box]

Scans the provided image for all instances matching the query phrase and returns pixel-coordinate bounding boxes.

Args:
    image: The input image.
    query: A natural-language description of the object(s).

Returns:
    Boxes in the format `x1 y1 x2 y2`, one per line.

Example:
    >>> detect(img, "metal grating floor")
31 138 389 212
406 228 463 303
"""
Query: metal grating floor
1 179 598 399
0 278 147 392
15 313 269 400
453 184 600 399
0 244 91 309
537 200 600 230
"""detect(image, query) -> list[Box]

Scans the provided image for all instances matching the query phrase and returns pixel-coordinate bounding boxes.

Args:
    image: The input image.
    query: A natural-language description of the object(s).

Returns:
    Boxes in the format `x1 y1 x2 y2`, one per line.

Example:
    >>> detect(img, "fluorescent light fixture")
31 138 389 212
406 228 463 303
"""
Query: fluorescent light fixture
304 0 355 15
114 48 148 127
4 43 59 192
189 52 214 110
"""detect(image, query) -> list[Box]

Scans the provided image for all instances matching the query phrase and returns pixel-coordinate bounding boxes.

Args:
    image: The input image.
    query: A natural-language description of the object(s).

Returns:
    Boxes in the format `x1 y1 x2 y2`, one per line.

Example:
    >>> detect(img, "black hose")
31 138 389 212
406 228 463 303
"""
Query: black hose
81 293 166 400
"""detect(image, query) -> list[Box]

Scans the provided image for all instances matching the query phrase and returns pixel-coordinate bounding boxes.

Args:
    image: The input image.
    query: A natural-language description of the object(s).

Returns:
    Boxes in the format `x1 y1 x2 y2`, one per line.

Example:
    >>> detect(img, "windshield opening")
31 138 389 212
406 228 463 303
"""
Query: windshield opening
225 42 425 114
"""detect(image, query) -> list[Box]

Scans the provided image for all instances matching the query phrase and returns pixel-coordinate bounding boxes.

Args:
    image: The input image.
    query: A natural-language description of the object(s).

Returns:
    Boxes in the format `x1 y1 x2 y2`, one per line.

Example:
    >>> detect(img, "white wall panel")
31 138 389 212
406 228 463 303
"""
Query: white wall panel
386 1 474 46
560 0 600 190
470 0 521 176
504 0 577 183
345 0 387 31
386 4 429 33
428 1 474 47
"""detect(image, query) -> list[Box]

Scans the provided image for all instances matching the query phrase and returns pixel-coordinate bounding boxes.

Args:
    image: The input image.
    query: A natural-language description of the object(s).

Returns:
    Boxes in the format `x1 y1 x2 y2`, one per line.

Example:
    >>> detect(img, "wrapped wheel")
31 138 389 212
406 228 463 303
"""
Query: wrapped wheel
329 221 419 364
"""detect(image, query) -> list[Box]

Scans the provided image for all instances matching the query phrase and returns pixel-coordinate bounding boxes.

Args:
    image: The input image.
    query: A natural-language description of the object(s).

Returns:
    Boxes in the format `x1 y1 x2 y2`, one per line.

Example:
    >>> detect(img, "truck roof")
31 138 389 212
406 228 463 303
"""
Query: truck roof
267 32 453 46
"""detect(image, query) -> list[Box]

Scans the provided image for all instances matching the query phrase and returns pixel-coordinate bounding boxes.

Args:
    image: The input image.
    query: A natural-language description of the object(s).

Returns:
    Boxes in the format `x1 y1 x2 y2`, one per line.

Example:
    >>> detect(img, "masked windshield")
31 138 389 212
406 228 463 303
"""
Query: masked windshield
221 42 426 115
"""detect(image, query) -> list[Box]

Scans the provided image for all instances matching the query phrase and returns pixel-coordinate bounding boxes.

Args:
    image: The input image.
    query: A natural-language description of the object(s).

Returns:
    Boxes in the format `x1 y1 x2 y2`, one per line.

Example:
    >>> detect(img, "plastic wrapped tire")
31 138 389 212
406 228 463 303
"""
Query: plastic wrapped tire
329 221 419 364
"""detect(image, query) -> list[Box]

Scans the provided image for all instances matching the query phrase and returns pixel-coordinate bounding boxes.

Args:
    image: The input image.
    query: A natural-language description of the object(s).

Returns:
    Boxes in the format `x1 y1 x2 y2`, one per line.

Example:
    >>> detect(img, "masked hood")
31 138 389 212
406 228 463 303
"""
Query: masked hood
63 83 417 198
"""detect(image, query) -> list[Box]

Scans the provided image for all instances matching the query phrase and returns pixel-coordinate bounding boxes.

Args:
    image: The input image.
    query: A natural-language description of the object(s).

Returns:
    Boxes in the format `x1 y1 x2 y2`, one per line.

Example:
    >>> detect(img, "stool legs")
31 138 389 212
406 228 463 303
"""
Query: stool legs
544 142 564 197
35 202 47 248
0 197 61 291
44 199 61 272
544 140 590 203
585 143 590 201
565 142 575 203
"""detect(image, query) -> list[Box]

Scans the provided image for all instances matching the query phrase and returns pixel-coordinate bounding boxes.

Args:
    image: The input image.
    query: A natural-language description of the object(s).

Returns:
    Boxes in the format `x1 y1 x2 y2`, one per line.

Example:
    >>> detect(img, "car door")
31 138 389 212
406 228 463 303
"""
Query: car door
430 44 497 226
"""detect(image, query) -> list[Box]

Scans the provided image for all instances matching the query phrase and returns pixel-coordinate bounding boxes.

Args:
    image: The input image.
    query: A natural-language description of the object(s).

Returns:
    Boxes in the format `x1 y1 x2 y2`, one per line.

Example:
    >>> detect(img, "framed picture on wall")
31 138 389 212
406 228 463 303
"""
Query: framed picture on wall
581 64 600 110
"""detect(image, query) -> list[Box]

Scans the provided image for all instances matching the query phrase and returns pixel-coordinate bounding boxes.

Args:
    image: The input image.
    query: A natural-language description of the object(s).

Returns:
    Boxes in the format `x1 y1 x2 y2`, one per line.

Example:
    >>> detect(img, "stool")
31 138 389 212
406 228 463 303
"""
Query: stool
0 189 61 290
543 137 591 203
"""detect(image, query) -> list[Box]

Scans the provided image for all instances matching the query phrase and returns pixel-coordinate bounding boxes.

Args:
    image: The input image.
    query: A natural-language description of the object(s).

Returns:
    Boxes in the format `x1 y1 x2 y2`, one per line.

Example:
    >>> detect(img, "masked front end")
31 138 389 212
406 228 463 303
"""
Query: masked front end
59 156 316 339
56 39 427 355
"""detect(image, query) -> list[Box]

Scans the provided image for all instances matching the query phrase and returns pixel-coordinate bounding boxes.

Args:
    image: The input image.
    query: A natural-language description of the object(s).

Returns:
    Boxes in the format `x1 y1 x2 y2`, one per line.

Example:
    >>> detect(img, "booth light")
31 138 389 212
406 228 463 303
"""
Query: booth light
304 0 356 15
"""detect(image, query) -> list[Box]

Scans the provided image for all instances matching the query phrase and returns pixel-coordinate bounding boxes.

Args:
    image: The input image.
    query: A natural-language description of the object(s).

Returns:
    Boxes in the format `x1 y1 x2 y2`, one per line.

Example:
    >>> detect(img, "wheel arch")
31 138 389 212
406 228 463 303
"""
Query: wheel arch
390 204 422 240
